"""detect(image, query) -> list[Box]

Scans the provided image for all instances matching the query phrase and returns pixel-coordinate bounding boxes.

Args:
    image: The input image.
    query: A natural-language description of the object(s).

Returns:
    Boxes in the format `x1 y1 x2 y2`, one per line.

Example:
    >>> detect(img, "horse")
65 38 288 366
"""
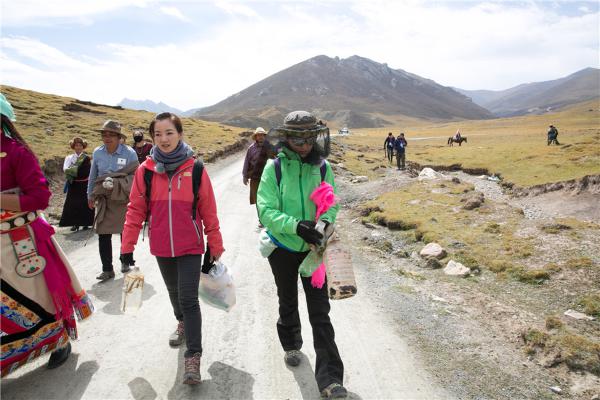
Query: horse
448 136 468 146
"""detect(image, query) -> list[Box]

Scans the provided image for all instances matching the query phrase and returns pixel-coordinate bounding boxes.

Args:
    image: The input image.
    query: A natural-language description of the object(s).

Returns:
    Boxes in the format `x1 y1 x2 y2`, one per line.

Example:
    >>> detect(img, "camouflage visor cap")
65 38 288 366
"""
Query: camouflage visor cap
275 110 328 138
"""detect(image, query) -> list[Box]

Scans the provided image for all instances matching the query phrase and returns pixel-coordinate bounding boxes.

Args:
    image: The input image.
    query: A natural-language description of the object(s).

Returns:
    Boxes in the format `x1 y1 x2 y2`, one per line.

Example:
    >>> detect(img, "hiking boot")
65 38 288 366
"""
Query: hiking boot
284 350 302 367
169 321 185 347
47 342 71 369
182 353 201 385
70 226 79 232
321 383 348 399
96 271 115 282
121 263 131 274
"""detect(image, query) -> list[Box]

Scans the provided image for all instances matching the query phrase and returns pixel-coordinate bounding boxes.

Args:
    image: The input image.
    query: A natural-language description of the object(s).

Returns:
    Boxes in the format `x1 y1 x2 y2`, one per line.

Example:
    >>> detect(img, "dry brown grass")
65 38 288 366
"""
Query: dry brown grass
338 98 600 187
2 85 246 163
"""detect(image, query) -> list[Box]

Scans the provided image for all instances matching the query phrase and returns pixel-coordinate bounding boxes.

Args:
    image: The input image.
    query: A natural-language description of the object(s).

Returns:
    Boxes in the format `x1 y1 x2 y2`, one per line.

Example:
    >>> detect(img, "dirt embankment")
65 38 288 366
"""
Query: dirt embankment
404 160 600 199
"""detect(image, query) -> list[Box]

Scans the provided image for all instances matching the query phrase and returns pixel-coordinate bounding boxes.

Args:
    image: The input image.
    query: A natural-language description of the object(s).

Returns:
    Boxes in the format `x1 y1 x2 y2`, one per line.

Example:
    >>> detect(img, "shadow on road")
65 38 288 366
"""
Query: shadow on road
1 353 99 400
128 377 158 400
165 347 254 399
87 277 157 315
286 352 363 400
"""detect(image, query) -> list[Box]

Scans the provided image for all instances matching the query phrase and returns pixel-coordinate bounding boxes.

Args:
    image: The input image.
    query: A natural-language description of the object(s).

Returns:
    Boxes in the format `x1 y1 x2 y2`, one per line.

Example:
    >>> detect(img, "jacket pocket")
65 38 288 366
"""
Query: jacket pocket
192 218 201 244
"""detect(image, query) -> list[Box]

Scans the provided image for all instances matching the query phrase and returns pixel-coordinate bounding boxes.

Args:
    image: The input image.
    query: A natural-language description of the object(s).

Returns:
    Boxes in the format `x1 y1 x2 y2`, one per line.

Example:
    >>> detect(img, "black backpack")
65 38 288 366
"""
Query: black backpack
143 158 204 220
273 157 327 186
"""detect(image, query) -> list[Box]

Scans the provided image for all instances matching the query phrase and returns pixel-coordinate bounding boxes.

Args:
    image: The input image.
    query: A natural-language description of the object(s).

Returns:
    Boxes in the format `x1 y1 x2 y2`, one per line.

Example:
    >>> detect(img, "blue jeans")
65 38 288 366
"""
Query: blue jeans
156 255 203 357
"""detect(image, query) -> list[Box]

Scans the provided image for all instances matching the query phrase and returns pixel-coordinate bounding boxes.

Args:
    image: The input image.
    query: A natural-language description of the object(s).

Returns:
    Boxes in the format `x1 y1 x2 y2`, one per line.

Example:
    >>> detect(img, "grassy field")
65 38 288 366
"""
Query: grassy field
339 98 600 187
1 85 246 163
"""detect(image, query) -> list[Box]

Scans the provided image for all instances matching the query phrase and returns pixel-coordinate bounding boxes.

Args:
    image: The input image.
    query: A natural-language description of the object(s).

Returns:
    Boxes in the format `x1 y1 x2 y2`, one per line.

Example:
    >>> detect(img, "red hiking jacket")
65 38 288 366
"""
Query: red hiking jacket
121 157 224 258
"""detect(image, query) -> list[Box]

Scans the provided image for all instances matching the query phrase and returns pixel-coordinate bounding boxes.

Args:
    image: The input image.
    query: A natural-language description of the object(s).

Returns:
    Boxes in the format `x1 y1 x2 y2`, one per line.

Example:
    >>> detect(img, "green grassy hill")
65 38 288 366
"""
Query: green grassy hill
1 85 246 164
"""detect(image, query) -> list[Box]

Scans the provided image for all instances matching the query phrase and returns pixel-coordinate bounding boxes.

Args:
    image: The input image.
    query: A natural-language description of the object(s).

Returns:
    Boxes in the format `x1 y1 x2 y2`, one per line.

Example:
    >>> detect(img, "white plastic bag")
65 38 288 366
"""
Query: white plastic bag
198 261 236 312
121 267 144 312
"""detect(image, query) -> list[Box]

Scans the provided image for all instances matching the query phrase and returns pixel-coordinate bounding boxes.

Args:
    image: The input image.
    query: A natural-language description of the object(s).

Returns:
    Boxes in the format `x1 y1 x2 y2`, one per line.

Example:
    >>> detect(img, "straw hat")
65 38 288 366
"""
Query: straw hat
251 127 266 140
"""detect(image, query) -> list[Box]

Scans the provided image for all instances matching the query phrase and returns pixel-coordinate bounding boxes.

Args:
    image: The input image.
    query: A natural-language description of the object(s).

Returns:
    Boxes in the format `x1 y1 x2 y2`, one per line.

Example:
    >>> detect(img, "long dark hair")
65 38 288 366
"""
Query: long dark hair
149 112 183 138
1 115 36 158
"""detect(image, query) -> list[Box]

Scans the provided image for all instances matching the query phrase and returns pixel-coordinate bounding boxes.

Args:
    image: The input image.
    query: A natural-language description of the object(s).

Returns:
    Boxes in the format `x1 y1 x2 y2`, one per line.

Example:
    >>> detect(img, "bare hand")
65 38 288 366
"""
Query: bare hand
210 251 223 263
88 199 95 209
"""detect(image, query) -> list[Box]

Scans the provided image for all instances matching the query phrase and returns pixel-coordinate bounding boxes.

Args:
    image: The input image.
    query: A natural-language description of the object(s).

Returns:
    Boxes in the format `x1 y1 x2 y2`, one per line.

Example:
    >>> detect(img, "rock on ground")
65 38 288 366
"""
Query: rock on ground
419 243 447 259
444 260 471 277
418 168 445 181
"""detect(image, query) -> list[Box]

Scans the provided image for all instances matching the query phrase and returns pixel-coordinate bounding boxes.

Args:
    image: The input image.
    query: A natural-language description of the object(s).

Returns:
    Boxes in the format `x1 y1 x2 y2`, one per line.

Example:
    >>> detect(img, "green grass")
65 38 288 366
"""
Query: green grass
337 98 600 187
360 180 535 274
577 294 600 317
2 85 246 163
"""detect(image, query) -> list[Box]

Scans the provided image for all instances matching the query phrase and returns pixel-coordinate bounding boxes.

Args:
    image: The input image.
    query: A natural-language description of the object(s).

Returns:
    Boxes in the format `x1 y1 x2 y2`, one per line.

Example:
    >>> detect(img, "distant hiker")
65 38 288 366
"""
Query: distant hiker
59 137 94 231
87 120 139 282
121 112 224 385
384 132 395 163
547 125 560 145
0 93 94 377
242 127 274 226
395 132 408 170
132 129 153 164
257 111 348 399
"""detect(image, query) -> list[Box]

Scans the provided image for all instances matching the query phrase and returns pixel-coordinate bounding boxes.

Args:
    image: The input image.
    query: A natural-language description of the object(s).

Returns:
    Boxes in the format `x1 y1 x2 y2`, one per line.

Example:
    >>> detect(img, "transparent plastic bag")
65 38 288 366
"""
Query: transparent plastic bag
121 267 144 312
198 261 236 312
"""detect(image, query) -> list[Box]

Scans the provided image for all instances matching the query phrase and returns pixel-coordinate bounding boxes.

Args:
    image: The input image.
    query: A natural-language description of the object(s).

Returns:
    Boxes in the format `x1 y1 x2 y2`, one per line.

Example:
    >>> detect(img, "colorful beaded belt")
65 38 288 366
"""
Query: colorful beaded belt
0 211 38 232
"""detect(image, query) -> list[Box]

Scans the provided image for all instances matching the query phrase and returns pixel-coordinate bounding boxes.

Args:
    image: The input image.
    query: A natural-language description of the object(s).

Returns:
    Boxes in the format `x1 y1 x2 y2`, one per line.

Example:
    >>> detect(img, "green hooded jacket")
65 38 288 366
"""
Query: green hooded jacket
257 146 339 253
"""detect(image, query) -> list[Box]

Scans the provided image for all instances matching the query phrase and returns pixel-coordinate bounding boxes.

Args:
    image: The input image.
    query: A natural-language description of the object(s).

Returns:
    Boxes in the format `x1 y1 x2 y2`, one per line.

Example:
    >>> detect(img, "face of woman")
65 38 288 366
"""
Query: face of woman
286 136 316 158
153 119 182 153
73 143 84 153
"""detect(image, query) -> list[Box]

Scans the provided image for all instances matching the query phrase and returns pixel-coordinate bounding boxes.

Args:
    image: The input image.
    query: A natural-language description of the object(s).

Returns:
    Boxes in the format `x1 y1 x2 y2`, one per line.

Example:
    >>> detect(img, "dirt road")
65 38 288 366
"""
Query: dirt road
1 155 450 400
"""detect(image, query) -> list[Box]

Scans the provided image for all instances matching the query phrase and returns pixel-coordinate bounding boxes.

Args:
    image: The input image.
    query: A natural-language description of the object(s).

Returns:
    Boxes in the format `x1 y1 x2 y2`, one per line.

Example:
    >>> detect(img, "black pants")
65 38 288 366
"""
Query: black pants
268 247 344 391
98 233 122 272
386 147 394 163
156 255 203 357
396 151 405 169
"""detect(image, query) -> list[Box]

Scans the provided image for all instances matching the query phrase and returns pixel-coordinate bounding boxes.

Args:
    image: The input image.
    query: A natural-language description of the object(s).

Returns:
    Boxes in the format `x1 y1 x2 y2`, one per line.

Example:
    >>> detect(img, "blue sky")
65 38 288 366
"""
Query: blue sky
1 0 598 110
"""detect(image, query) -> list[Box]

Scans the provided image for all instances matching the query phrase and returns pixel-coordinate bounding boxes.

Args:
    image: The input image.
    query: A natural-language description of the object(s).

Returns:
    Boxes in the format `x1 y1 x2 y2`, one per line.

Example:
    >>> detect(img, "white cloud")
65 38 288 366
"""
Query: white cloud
1 1 598 110
1 0 157 26
159 6 191 22
214 0 258 18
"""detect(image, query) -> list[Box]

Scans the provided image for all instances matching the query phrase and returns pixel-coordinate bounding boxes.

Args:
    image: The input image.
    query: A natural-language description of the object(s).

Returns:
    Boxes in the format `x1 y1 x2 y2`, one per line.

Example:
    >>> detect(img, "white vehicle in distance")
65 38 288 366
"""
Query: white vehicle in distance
338 127 350 135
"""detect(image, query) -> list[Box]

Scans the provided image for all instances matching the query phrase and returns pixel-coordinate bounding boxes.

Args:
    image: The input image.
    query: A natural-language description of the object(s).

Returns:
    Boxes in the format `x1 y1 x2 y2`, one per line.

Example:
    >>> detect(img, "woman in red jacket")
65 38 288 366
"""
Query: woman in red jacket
120 112 224 385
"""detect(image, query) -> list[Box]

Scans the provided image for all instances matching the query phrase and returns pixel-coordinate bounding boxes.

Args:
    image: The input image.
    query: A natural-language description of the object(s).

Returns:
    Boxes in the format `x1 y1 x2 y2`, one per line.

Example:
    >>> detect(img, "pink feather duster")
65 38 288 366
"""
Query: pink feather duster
309 181 336 288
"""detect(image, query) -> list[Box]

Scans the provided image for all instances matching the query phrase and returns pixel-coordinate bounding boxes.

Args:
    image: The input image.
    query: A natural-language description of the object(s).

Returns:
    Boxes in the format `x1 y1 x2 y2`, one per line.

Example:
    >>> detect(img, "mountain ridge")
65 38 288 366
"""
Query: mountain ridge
194 55 494 128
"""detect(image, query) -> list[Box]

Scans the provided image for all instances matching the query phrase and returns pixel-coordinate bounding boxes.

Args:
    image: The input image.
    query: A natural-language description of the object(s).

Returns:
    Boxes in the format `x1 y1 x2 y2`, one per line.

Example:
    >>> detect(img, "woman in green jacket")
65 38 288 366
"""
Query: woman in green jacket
256 111 347 399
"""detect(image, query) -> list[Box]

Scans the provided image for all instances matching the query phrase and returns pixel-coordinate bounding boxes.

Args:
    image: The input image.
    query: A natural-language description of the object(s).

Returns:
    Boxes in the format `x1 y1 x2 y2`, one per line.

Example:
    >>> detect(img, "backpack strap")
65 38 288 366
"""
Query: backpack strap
143 168 153 222
274 158 282 186
191 158 204 220
274 157 326 186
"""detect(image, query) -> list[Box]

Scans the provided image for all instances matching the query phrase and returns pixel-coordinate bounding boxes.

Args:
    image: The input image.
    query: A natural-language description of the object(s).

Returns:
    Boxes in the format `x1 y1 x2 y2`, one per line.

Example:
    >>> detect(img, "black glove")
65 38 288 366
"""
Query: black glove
120 253 135 266
202 246 215 274
296 220 323 245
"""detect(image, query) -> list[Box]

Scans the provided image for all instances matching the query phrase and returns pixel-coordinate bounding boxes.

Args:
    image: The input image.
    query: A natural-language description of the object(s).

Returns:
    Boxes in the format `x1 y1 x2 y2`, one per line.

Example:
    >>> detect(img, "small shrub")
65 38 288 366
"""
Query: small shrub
484 222 501 234
577 294 600 318
453 252 479 269
565 257 594 269
541 223 572 234
511 267 550 284
521 328 549 353
386 218 417 231
544 263 562 273
558 334 600 375
545 316 563 330
488 260 512 273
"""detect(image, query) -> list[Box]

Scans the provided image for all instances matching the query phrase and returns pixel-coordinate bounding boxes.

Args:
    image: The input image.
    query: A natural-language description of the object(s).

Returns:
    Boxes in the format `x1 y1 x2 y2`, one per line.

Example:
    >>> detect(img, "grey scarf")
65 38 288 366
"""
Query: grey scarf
151 141 194 173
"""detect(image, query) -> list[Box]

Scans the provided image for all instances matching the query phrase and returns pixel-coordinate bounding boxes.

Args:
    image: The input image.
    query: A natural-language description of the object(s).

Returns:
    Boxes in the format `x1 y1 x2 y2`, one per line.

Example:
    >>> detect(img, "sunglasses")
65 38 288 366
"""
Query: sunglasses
288 136 317 146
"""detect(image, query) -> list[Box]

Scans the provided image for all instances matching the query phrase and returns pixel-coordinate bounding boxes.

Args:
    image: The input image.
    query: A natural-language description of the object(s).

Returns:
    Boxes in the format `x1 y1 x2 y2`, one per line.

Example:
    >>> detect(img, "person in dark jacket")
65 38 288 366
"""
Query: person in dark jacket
394 132 408 170
59 137 94 231
242 127 274 206
547 125 560 145
132 130 153 163
256 111 348 399
384 132 395 163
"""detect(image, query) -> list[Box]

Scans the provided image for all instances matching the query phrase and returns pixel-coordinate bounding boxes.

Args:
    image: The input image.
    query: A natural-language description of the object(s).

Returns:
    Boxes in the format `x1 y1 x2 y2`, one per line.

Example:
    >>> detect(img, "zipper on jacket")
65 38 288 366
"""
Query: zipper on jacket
299 164 306 219
192 217 201 243
177 174 182 190
166 165 192 257
168 179 175 257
